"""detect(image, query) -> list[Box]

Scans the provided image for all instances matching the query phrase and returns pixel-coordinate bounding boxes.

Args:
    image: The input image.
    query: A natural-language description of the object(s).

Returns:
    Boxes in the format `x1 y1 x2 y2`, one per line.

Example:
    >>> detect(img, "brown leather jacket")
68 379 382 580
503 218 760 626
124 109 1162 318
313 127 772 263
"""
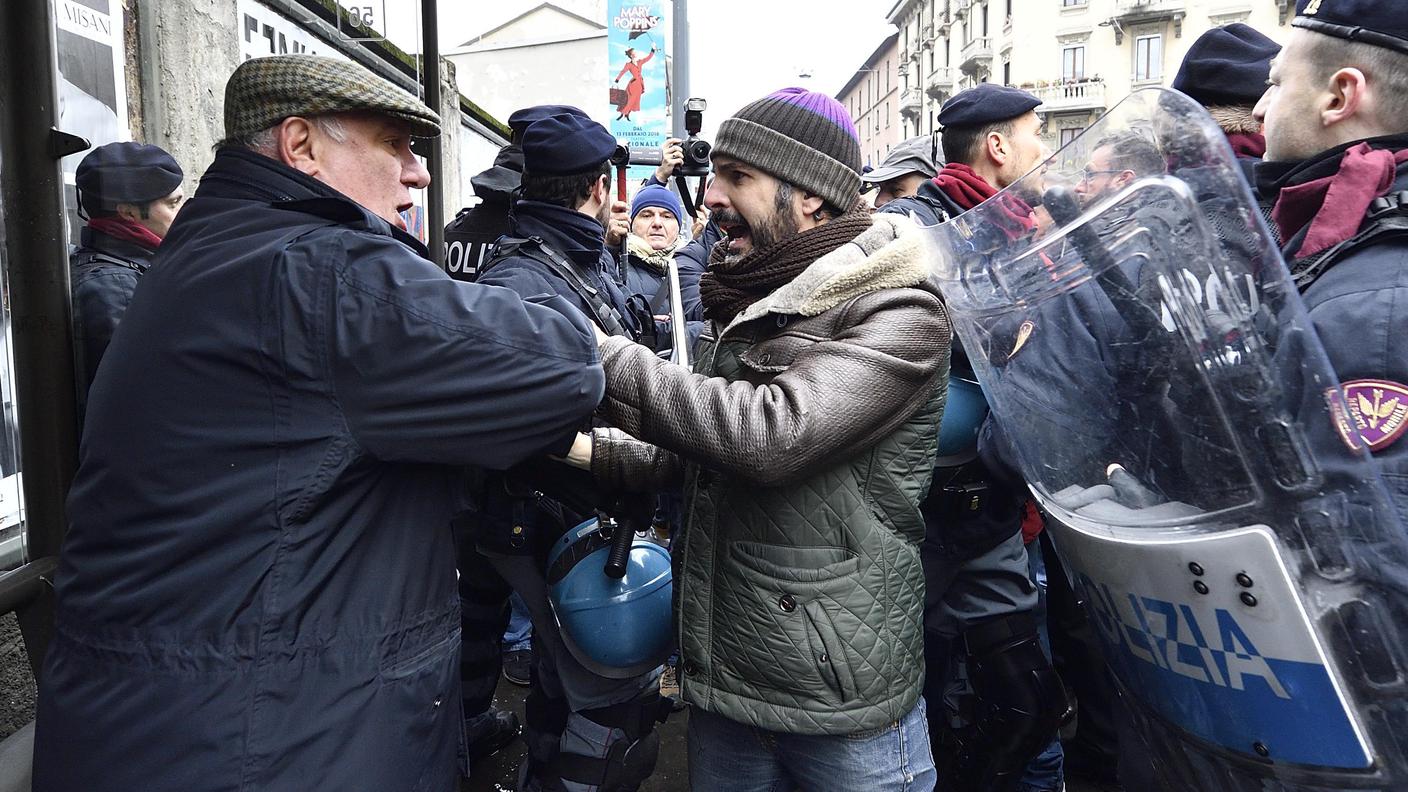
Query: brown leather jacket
591 213 952 734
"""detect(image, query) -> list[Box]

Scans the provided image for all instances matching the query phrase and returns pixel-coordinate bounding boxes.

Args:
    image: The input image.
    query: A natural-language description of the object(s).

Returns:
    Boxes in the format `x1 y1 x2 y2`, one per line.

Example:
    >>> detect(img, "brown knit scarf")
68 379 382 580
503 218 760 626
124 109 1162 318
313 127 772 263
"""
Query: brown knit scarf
700 201 873 324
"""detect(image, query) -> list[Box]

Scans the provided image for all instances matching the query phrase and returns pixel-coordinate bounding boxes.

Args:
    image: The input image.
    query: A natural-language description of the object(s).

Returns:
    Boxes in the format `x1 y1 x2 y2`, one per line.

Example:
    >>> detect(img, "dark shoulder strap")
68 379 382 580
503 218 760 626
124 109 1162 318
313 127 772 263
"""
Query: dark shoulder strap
482 236 633 338
1294 191 1408 292
74 249 144 273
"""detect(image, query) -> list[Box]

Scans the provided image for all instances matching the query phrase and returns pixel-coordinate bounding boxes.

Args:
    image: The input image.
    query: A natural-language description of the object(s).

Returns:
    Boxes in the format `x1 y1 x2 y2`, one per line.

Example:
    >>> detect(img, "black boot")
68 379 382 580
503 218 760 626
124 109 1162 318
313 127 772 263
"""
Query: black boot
466 708 522 761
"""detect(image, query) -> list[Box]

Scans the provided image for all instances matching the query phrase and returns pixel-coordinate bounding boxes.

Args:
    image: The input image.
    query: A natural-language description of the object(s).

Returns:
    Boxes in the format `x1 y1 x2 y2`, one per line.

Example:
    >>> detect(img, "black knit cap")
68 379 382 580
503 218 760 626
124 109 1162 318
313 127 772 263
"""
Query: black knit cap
1173 23 1280 106
713 88 862 209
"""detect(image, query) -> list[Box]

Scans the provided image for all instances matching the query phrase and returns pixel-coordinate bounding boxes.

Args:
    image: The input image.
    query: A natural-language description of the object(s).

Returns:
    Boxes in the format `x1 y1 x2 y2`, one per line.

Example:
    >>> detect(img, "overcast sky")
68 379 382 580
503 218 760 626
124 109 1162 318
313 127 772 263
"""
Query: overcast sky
381 0 897 138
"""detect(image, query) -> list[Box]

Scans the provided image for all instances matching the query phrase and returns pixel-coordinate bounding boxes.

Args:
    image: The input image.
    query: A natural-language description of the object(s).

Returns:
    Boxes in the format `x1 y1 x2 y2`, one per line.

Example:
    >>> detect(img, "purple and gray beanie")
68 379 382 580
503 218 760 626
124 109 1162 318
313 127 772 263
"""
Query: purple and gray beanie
713 87 862 210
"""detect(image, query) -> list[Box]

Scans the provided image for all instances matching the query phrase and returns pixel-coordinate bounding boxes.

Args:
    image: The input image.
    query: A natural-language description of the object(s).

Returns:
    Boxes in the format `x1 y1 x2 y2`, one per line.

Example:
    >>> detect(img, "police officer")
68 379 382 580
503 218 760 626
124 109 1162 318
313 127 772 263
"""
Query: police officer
446 103 591 764
471 112 667 792
863 135 939 208
1255 0 1408 520
880 83 1068 792
443 104 584 281
70 141 184 395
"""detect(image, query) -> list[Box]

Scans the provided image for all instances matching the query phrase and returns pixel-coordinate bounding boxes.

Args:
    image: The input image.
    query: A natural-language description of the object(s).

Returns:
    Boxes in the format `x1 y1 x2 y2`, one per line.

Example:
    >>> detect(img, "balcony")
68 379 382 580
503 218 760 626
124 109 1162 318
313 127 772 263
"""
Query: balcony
938 8 952 33
900 88 923 119
926 67 956 101
1112 0 1186 37
1032 79 1107 113
958 36 993 76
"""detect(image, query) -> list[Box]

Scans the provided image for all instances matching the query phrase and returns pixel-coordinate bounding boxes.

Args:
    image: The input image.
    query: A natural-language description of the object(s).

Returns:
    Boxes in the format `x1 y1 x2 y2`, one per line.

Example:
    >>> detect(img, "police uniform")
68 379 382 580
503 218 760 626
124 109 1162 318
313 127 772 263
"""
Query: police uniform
1258 0 1408 524
881 84 1070 792
469 113 668 792
443 104 585 282
69 141 183 397
444 104 594 762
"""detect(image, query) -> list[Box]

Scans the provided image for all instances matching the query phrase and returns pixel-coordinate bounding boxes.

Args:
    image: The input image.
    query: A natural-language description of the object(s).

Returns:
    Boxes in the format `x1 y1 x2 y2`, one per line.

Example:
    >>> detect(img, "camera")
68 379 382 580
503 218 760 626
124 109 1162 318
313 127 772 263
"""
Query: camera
678 97 711 178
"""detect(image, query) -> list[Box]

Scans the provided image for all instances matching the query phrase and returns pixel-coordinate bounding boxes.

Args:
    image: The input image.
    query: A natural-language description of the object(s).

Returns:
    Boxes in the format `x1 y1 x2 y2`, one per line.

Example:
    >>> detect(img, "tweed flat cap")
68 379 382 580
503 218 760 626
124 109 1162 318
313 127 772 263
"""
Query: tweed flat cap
224 54 441 141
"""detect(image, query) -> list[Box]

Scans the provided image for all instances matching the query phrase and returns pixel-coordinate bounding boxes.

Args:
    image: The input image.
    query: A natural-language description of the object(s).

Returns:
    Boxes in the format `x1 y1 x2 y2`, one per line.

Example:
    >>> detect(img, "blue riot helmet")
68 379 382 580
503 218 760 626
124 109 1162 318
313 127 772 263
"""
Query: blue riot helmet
546 517 673 679
936 375 989 462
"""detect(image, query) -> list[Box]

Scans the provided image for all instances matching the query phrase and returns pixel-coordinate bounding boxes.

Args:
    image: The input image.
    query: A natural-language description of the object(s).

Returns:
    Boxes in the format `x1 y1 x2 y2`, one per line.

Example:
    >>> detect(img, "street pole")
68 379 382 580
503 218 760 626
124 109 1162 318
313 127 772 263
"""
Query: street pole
420 0 444 266
671 0 689 139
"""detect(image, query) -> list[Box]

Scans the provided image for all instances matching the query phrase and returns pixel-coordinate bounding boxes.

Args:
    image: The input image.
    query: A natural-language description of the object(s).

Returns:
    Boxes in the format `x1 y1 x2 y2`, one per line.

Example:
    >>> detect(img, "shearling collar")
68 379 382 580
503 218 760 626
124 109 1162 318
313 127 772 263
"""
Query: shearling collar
722 212 933 334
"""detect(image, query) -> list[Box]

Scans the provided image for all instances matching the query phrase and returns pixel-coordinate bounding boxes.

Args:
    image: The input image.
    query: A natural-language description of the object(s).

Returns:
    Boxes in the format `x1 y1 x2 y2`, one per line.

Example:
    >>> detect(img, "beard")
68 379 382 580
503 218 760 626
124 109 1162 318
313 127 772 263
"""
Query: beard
714 192 801 264
595 198 613 229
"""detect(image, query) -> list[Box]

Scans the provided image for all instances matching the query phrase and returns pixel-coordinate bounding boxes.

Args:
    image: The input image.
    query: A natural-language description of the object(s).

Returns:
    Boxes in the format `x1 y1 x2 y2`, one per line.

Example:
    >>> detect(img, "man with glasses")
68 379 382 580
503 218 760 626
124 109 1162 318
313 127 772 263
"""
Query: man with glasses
1074 131 1166 209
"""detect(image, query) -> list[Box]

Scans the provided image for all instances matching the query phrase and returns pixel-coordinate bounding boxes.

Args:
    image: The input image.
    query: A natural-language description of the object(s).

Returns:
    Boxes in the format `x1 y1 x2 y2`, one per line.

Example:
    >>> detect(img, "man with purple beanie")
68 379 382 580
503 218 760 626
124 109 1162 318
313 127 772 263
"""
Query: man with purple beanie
566 87 949 791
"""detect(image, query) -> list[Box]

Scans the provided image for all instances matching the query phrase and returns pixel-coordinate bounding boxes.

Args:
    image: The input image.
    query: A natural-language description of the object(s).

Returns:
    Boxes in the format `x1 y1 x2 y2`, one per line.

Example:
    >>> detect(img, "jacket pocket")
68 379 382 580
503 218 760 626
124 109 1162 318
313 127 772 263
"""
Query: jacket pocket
376 629 462 792
738 331 818 373
729 541 862 587
803 598 859 702
718 542 864 704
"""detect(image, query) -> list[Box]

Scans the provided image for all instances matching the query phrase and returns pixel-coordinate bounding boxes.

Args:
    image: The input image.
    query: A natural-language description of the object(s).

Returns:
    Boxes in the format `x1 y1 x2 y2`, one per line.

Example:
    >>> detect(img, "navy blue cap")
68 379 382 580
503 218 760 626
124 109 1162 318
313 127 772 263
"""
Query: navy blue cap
75 141 183 204
507 104 587 134
938 84 1041 129
522 114 618 176
1173 24 1280 106
1295 0 1408 57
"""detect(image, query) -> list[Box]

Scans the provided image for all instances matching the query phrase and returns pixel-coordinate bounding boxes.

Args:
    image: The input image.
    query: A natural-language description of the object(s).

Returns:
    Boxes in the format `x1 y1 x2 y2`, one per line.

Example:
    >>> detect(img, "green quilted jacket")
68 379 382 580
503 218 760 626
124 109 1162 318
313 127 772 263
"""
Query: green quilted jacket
591 213 950 735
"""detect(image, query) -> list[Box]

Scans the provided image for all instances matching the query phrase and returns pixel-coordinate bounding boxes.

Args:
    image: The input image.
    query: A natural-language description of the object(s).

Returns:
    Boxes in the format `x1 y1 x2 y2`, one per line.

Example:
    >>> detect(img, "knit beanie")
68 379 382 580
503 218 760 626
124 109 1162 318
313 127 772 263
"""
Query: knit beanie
713 87 862 210
631 184 685 223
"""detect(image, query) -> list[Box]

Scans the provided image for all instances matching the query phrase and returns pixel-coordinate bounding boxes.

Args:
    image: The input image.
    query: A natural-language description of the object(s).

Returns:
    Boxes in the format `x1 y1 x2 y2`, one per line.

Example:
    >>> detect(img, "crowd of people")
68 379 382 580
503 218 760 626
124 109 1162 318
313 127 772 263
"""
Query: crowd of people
29 0 1408 790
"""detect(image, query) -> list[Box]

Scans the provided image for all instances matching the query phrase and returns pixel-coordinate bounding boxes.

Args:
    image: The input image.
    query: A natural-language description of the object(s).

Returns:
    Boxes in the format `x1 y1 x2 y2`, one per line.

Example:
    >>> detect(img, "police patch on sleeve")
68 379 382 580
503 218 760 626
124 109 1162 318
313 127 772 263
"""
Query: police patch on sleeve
1329 379 1408 453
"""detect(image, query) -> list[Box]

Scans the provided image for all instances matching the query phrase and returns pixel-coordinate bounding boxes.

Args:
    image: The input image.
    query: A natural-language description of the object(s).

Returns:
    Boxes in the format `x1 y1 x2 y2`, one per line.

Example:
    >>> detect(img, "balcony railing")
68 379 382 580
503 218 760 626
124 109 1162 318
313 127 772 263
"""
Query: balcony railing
926 67 955 100
1113 0 1184 17
1031 79 1107 113
959 36 993 75
900 88 923 118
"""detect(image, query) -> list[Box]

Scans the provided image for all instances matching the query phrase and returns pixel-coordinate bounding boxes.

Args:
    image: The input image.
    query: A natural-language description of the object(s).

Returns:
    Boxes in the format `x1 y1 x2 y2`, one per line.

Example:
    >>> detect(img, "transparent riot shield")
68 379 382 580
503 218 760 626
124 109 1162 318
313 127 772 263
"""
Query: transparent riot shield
923 88 1408 791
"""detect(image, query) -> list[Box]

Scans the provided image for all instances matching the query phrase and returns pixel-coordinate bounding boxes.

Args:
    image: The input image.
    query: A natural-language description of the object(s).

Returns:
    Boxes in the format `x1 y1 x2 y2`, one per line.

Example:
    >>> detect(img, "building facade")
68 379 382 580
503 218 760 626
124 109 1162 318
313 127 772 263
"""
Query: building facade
884 0 1294 148
836 33 902 171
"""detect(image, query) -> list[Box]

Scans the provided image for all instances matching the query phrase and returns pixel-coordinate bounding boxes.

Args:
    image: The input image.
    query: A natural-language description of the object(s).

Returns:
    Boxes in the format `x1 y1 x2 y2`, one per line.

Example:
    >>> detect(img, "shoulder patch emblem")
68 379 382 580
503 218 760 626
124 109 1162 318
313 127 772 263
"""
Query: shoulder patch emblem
1331 379 1408 453
1008 320 1035 361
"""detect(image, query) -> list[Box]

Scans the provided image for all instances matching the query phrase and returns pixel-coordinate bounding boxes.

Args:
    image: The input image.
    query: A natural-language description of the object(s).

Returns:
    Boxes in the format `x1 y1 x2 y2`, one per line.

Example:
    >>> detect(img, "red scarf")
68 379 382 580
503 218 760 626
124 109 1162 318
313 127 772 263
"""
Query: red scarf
1225 132 1266 160
1272 143 1408 258
87 216 163 251
931 163 1036 236
932 162 997 211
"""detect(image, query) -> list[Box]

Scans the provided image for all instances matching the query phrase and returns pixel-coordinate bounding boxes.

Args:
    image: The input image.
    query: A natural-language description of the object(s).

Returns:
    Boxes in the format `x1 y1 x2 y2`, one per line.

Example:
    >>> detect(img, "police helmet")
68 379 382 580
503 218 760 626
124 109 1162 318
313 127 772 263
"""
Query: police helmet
546 517 673 679
937 375 990 460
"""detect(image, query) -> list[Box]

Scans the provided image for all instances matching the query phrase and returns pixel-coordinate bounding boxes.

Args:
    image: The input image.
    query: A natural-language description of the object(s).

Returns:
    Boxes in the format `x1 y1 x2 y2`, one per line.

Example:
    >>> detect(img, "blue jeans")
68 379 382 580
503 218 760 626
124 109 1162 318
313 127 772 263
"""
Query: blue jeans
688 698 936 792
502 590 532 652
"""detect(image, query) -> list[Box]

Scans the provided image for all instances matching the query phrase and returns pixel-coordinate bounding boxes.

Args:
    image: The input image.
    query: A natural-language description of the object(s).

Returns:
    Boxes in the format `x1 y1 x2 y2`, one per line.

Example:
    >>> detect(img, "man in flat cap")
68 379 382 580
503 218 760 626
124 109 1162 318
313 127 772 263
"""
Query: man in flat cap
69 141 184 396
1253 0 1408 522
32 54 603 792
864 134 939 209
876 80 1069 792
566 86 950 791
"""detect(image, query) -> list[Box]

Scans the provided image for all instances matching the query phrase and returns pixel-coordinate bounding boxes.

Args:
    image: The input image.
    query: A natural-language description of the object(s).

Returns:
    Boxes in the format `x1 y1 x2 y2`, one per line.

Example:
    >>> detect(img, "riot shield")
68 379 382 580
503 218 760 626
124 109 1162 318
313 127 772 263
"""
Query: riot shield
923 88 1408 791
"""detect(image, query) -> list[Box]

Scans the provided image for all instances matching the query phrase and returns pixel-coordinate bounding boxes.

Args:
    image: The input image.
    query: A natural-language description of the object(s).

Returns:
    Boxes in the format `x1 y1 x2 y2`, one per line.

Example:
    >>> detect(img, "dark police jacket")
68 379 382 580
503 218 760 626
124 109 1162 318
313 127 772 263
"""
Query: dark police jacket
33 147 604 792
443 144 522 282
479 199 641 339
69 226 155 394
1266 137 1408 524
